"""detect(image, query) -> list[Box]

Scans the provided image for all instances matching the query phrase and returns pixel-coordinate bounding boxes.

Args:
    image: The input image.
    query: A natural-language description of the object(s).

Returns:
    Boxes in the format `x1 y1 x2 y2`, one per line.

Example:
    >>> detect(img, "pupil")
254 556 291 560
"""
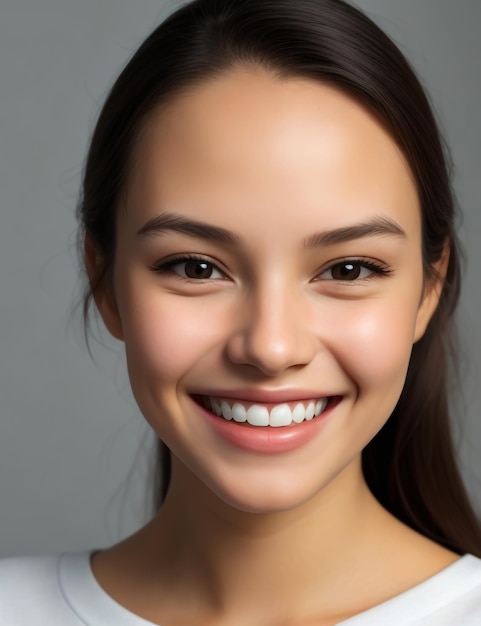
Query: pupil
333 263 360 280
185 261 212 279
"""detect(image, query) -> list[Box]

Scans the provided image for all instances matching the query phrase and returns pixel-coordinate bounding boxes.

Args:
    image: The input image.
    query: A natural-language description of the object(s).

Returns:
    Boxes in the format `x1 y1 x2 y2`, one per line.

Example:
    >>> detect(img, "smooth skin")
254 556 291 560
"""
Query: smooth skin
88 67 458 625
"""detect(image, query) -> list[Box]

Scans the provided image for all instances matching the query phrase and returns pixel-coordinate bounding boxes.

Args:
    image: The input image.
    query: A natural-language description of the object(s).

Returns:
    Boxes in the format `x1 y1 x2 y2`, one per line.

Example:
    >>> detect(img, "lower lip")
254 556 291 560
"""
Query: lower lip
194 398 338 454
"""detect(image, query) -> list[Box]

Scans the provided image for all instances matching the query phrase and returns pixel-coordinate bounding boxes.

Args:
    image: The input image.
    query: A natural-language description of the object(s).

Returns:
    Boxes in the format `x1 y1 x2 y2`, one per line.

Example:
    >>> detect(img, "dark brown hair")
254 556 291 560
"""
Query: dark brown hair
77 0 481 555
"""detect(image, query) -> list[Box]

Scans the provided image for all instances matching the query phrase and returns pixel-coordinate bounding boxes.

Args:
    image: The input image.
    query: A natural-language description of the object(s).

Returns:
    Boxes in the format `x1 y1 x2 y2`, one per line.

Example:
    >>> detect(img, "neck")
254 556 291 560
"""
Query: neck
131 455 400 622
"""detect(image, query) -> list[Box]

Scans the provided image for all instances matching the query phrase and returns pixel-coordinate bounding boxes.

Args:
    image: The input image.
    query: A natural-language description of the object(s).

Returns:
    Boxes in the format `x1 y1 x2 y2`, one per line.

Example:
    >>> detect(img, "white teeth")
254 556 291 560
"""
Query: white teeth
305 401 315 421
269 403 292 427
221 401 233 420
292 403 306 424
246 405 269 426
232 402 247 422
207 397 329 427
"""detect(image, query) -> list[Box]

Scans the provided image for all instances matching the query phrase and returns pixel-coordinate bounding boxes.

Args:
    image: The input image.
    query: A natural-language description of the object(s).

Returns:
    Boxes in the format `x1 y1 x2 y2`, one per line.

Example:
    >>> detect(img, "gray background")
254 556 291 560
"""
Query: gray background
0 0 480 557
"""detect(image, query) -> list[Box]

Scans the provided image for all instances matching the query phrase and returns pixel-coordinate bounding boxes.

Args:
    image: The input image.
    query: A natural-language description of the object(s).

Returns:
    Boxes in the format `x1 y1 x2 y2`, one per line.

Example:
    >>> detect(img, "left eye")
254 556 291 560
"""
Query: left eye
153 257 225 280
317 261 382 281
178 259 224 279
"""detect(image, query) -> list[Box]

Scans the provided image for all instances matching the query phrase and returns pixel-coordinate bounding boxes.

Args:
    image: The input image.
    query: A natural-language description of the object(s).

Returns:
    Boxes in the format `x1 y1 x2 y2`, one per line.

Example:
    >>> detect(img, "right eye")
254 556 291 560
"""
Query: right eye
151 255 226 280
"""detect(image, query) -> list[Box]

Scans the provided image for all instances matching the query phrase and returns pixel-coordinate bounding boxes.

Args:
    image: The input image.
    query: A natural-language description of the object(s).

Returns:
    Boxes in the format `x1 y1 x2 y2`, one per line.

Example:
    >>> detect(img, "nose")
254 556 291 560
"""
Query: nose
225 282 317 376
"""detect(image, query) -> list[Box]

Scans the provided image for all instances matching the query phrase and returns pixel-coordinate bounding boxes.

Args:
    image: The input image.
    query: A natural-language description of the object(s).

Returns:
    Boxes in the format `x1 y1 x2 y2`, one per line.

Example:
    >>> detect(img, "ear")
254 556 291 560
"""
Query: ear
413 244 450 343
84 235 124 341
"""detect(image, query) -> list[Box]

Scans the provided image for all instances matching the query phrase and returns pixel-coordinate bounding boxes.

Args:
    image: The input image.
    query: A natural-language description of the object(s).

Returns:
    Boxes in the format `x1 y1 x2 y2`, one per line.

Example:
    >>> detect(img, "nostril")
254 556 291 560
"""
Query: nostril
224 325 316 376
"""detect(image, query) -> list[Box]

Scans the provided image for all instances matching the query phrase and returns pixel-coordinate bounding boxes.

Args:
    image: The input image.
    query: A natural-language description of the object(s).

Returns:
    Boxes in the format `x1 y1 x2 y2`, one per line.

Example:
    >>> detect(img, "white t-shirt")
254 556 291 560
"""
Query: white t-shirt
1 550 481 624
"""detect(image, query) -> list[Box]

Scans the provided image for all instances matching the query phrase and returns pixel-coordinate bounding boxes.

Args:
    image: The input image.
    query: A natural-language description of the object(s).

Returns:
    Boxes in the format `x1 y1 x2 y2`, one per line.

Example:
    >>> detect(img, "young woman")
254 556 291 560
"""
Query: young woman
2 0 481 624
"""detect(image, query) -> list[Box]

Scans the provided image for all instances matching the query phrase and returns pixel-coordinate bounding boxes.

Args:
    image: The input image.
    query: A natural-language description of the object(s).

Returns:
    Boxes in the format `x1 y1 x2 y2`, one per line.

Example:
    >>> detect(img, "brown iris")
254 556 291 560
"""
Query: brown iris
184 260 214 279
331 262 361 280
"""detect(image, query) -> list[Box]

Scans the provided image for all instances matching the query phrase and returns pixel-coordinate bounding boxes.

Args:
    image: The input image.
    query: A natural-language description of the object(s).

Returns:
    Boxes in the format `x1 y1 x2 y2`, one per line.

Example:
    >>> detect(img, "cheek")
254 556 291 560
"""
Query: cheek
325 295 420 396
119 287 229 389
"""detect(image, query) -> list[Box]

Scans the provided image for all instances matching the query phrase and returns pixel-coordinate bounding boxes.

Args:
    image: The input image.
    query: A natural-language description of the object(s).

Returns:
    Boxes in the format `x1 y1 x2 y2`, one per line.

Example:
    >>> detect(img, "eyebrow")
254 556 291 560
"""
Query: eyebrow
303 216 407 248
137 212 240 245
136 211 407 247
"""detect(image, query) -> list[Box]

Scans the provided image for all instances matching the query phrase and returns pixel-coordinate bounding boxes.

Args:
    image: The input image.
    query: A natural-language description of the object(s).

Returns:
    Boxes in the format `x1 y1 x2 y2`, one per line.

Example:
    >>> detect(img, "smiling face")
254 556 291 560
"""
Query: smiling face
93 67 443 513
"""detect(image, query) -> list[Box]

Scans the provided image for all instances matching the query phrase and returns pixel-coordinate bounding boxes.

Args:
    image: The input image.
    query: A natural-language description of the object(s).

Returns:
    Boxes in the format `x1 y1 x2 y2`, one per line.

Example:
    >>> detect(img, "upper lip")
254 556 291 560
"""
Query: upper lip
191 388 334 404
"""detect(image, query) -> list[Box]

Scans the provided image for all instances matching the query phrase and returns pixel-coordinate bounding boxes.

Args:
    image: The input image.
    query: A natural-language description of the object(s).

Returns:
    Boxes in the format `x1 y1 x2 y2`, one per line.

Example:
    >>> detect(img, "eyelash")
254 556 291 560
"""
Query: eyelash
150 254 392 282
316 257 392 281
150 254 227 281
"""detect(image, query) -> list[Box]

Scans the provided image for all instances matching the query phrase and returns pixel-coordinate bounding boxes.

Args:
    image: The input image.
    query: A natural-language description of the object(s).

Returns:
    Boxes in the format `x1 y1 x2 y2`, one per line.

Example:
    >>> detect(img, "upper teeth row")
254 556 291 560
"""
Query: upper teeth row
207 398 328 427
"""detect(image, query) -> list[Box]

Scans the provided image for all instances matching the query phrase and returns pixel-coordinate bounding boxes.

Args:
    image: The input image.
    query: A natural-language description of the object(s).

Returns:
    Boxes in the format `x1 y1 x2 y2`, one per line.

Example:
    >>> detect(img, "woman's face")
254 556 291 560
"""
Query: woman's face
97 67 442 513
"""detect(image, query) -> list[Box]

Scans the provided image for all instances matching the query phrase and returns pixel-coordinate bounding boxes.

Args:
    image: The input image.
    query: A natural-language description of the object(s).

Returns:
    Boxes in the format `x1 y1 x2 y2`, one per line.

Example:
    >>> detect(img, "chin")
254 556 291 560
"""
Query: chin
214 488 310 515
198 464 336 515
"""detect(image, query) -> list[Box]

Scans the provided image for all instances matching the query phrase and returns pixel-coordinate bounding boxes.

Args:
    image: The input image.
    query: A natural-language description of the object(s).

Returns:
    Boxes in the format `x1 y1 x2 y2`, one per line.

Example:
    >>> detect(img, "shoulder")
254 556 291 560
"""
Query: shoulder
0 550 58 578
355 554 481 625
431 554 481 623
0 552 60 599
0 552 86 625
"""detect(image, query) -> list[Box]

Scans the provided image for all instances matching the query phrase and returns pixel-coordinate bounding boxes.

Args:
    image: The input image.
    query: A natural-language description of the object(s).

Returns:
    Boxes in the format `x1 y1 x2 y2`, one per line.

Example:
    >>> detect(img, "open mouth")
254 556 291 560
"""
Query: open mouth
191 395 336 428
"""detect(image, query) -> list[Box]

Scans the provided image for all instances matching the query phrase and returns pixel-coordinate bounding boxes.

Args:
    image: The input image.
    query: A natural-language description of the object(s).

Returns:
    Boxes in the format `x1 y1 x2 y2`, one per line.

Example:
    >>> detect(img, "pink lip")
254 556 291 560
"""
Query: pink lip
190 388 334 404
191 395 340 455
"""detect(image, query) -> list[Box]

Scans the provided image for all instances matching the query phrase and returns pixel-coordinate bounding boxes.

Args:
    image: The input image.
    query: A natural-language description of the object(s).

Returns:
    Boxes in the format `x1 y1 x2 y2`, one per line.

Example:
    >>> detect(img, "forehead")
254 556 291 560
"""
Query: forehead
124 66 420 239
